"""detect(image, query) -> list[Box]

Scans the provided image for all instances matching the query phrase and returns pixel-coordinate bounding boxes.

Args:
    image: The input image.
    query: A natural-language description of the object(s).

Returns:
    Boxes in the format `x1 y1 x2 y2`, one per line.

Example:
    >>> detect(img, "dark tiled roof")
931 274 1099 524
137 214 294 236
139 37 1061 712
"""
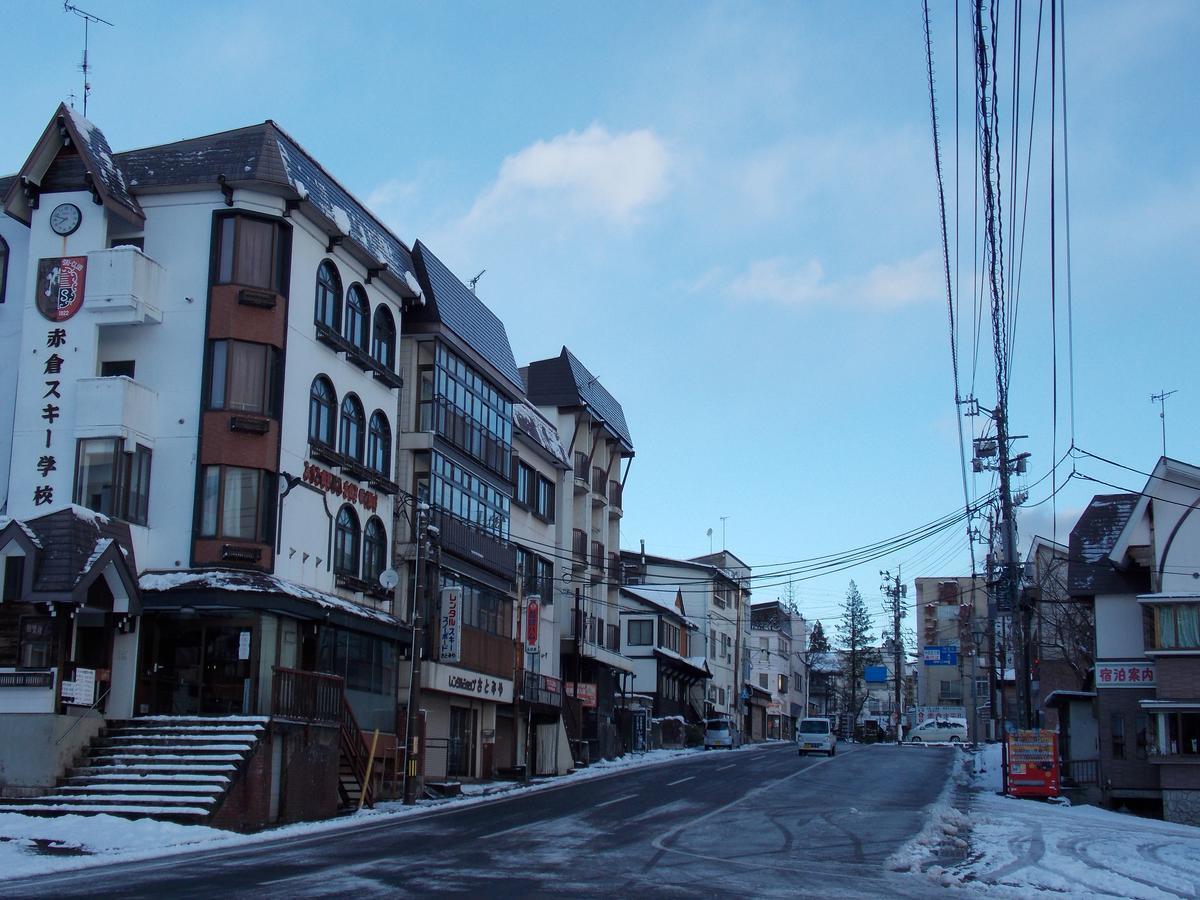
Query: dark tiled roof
22 507 137 594
1067 494 1146 596
525 348 633 450
409 240 523 393
0 175 13 201
63 106 143 223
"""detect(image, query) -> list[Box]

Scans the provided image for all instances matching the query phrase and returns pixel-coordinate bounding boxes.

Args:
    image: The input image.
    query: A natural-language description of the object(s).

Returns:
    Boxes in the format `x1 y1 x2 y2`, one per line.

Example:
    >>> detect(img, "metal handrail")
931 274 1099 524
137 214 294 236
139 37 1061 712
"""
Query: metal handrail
54 686 111 746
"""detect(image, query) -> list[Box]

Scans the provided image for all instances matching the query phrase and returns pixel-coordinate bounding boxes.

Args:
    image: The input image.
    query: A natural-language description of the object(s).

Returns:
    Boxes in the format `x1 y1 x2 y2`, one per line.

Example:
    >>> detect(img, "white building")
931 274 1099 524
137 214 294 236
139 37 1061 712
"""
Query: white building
750 600 807 739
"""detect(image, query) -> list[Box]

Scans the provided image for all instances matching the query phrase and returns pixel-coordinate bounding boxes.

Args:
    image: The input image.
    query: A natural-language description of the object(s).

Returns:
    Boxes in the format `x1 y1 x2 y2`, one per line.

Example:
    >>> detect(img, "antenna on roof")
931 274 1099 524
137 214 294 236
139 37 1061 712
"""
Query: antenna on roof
63 2 114 117
468 269 486 294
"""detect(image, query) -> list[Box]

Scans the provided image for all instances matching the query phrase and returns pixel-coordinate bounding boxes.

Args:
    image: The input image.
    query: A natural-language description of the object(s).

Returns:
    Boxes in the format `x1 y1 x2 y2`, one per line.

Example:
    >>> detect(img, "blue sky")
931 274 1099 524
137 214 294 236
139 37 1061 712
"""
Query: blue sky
4 1 1197 632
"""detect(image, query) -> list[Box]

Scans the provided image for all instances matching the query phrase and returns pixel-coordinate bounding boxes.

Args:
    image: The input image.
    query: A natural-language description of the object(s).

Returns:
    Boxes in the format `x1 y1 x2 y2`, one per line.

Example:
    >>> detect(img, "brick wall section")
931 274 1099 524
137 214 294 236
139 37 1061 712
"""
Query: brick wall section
1096 687 1159 795
1154 657 1200 698
209 729 273 832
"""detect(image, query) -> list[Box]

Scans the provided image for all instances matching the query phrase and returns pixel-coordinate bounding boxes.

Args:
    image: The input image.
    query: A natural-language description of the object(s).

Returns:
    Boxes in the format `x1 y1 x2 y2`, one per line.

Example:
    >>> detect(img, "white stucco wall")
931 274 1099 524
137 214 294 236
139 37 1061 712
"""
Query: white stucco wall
1095 593 1146 659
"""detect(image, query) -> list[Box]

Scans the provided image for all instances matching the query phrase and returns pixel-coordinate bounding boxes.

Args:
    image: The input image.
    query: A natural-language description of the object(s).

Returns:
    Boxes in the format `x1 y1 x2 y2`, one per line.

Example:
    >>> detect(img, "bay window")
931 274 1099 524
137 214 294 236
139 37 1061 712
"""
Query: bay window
74 438 152 525
209 340 279 416
216 214 289 294
199 466 274 542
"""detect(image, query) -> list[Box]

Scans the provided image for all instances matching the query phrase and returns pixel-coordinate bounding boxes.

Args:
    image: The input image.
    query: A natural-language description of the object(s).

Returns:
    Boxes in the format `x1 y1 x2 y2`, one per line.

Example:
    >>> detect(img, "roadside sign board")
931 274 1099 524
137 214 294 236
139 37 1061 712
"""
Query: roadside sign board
1006 729 1060 798
864 665 888 683
923 645 958 666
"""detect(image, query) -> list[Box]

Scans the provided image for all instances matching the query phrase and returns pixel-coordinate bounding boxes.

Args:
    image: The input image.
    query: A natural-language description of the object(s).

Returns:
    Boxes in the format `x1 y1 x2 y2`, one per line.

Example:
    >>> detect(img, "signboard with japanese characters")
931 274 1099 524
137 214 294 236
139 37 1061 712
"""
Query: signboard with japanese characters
36 256 87 322
427 662 513 703
438 587 462 663
302 461 379 513
1096 661 1155 688
566 682 598 708
61 667 96 706
923 645 958 666
526 598 540 645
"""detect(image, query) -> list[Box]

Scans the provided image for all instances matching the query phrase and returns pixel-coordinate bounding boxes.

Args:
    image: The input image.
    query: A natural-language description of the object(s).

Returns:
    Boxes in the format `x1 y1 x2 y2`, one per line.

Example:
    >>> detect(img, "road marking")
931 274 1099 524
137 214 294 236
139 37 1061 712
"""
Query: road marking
596 793 638 808
667 776 694 786
717 764 735 771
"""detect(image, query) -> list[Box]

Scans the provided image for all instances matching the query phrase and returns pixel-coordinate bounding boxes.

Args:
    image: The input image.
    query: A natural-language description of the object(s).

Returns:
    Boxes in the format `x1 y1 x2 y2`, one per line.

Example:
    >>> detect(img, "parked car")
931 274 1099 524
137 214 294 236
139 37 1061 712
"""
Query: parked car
907 718 968 743
703 717 739 749
796 717 837 756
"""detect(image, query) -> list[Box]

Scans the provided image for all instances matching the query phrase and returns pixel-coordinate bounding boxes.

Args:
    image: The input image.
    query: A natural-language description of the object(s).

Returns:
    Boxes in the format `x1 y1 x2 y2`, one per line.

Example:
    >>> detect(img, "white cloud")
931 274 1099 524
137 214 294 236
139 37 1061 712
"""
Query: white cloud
462 124 671 229
725 250 942 311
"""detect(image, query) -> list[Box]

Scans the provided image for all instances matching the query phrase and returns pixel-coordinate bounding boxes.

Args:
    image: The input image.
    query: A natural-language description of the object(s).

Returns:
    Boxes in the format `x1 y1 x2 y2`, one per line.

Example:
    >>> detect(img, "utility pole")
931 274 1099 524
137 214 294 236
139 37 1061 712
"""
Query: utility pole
1150 389 1178 457
880 570 906 745
402 503 430 805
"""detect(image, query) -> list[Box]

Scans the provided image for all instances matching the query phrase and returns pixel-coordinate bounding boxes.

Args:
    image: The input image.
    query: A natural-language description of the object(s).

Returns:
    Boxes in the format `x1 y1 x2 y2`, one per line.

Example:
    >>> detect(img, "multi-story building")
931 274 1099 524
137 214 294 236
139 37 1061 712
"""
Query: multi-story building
750 600 806 739
395 241 525 781
914 575 988 741
525 348 635 762
0 105 414 825
619 584 710 721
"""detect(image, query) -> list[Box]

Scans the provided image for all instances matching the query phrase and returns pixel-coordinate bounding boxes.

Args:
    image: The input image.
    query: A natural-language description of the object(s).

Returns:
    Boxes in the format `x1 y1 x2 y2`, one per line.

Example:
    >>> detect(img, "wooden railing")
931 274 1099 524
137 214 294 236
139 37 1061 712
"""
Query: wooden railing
609 480 622 509
572 529 588 563
339 693 374 809
573 452 589 481
591 467 607 497
271 666 343 724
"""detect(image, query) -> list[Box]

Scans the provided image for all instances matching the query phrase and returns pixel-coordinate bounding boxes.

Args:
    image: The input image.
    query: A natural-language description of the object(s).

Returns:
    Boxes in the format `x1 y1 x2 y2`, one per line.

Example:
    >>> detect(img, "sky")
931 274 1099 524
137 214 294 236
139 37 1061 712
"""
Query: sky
3 0 1196 635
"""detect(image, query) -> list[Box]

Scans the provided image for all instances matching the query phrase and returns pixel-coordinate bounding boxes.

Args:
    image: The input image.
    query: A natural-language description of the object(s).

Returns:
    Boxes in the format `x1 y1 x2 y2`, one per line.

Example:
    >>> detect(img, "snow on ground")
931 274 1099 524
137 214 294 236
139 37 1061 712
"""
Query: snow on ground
0 742 774 882
942 743 1200 897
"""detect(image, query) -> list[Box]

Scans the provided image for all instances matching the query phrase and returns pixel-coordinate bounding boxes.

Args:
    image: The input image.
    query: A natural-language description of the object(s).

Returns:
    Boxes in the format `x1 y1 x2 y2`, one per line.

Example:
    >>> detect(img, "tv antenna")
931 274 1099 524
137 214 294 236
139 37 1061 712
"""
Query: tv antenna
468 269 486 293
1150 389 1178 457
63 2 114 117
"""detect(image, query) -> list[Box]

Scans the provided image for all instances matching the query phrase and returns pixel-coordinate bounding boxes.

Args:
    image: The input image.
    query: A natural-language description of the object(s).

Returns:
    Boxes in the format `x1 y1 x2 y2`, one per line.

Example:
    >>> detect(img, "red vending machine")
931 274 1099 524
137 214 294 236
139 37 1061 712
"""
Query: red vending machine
1005 729 1061 798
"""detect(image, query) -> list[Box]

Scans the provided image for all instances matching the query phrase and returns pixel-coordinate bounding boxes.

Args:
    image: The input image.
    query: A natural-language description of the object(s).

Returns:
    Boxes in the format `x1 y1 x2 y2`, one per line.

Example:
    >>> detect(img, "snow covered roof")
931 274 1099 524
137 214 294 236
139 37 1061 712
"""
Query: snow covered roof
0 515 43 549
809 651 842 673
653 647 711 679
139 569 402 635
512 401 570 468
1067 494 1143 596
620 584 693 625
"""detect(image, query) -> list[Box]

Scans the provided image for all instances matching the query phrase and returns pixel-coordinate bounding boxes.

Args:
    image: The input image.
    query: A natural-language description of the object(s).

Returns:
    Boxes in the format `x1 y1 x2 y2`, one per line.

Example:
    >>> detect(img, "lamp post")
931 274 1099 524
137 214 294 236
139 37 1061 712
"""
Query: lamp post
402 501 430 806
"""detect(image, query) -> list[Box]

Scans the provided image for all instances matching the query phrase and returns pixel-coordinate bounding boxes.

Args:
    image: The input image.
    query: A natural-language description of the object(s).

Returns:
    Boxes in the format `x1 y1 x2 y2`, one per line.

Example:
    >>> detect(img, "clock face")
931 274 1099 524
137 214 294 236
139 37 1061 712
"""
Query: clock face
50 203 82 236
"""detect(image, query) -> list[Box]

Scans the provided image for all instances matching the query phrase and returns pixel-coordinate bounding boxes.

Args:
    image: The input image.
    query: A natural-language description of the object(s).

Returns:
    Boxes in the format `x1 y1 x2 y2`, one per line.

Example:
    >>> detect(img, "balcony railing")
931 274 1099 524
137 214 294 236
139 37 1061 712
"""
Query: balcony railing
609 480 622 510
606 624 620 653
521 670 563 708
1062 758 1099 786
418 395 513 482
75 376 158 444
573 452 589 489
430 507 517 581
572 529 588 566
519 574 555 603
85 246 164 325
592 467 607 497
590 541 605 583
609 553 621 583
271 666 343 725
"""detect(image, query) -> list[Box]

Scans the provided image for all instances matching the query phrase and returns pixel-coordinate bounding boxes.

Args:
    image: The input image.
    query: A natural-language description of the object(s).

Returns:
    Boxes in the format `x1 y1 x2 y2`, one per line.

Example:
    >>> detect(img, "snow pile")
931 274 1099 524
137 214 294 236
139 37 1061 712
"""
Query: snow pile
886 749 971 882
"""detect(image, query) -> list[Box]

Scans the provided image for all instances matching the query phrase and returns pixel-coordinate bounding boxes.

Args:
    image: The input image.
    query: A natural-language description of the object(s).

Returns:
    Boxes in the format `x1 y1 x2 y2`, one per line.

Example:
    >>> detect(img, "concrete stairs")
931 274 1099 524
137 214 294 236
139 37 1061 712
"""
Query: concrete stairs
0 716 268 823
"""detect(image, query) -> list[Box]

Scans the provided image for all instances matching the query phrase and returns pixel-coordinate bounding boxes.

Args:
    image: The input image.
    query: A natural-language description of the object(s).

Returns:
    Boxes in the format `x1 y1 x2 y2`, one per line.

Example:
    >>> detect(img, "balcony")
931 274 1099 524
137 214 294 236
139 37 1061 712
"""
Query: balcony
591 467 607 506
572 529 588 569
573 452 589 492
430 507 517 582
419 396 513 483
590 541 605 584
74 376 158 445
609 480 623 515
85 246 164 326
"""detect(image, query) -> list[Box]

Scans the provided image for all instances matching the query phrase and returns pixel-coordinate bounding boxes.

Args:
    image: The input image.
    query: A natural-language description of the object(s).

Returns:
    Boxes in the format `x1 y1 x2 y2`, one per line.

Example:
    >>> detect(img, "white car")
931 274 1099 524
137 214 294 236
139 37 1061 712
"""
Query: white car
703 717 738 749
907 718 968 743
796 717 837 756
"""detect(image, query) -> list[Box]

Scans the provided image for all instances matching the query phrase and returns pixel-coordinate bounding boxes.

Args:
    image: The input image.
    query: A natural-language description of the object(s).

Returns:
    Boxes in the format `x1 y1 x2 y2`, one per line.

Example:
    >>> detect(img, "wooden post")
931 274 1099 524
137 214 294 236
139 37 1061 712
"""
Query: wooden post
359 728 381 811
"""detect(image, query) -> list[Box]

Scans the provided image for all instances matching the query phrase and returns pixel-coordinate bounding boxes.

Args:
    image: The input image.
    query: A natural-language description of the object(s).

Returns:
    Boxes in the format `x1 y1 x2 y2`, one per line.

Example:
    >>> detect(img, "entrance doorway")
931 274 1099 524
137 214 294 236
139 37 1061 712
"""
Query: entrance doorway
447 706 476 777
148 618 255 715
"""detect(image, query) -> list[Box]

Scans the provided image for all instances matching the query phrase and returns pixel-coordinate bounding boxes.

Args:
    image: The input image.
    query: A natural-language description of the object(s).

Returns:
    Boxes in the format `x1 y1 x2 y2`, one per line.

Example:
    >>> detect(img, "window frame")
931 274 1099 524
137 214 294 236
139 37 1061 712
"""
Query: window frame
0 235 8 304
198 465 275 543
339 394 366 462
515 462 534 508
627 619 653 647
367 410 391 475
315 259 343 331
371 305 396 370
73 437 152 526
534 474 555 522
344 283 370 353
208 339 280 417
334 504 361 577
309 376 337 446
215 213 289 294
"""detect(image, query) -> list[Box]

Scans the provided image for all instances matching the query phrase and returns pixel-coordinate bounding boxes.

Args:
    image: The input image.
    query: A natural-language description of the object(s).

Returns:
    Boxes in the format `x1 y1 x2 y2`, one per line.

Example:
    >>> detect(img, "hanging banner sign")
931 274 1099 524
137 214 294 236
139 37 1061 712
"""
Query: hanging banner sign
439 587 462 663
526 598 540 645
36 256 88 322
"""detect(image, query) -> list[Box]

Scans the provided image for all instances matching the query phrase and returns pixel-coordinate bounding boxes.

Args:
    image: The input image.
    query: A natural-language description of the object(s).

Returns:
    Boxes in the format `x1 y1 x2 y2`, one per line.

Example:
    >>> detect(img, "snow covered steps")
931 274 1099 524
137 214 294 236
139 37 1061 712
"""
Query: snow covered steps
0 716 267 824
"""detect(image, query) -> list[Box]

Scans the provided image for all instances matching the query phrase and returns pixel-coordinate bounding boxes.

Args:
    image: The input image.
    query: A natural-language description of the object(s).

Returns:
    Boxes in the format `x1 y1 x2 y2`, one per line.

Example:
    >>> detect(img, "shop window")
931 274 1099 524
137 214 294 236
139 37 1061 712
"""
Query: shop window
209 340 279 416
199 466 274 542
309 376 336 446
628 619 653 646
334 505 361 577
363 516 388 586
345 284 369 353
339 395 365 461
216 214 288 294
367 411 391 475
74 438 152 526
315 259 342 331
371 305 396 370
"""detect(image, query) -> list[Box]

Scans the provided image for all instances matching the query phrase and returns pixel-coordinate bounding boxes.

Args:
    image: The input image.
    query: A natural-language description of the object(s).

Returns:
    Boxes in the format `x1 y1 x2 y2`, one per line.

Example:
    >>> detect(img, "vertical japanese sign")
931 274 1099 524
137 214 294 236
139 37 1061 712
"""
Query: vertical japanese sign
526 598 540 645
439 587 462 663
29 257 85 511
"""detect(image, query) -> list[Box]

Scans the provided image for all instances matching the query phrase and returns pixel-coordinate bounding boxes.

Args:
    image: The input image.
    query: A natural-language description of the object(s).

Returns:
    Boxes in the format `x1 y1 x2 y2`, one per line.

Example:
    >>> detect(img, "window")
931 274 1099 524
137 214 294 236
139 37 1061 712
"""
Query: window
371 306 396 370
718 688 725 705
662 621 680 652
367 411 391 475
0 235 7 303
3 556 24 602
1165 712 1200 756
363 517 387 586
100 360 135 378
535 475 555 522
628 619 653 646
317 628 396 695
74 438 152 525
334 505 360 577
534 556 553 601
345 284 369 352
1153 604 1200 649
315 260 342 331
515 462 534 508
1112 713 1126 760
758 672 768 689
1136 713 1150 760
430 451 510 537
209 340 279 416
199 466 274 542
422 343 513 477
710 628 717 654
778 674 789 694
339 395 365 461
309 376 336 446
19 618 53 667
216 214 288 293
442 572 512 638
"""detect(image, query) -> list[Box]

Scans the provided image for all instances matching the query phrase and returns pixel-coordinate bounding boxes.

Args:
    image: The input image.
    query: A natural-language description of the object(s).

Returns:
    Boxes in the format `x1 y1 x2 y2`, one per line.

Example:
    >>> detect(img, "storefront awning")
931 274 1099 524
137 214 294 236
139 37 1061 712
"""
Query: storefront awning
1043 690 1096 707
653 648 710 681
1139 699 1200 711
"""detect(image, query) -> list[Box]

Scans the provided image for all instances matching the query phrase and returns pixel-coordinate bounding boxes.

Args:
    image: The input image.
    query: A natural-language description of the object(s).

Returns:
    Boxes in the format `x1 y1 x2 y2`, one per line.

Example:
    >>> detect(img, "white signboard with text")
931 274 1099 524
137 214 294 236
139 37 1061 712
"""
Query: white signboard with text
439 587 462 663
1096 661 1154 688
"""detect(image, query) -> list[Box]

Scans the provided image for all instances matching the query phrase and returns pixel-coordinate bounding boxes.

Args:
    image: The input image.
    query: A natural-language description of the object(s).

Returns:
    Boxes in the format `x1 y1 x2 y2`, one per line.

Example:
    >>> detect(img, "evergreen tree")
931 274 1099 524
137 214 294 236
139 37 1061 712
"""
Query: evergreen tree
808 620 830 653
837 580 880 736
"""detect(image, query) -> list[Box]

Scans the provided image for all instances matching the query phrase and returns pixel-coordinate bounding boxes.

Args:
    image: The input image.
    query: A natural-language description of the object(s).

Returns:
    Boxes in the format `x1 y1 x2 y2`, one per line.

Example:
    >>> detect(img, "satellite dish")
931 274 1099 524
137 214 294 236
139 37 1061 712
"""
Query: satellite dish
379 569 399 590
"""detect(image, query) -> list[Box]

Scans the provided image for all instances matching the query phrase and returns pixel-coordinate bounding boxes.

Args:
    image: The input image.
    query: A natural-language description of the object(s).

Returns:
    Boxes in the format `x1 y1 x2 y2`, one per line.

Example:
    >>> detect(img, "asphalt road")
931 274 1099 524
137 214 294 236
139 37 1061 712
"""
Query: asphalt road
5 742 956 899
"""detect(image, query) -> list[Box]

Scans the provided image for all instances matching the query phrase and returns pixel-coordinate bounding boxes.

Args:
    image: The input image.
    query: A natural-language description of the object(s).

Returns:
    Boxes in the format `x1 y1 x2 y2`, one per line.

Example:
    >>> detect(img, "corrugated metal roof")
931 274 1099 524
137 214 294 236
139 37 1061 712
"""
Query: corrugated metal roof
409 240 524 393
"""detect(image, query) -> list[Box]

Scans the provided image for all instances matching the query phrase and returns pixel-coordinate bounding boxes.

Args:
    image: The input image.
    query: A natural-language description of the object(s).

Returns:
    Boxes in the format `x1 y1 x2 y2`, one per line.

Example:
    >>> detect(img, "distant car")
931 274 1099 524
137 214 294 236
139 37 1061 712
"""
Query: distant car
796 717 837 756
703 717 738 749
907 718 968 743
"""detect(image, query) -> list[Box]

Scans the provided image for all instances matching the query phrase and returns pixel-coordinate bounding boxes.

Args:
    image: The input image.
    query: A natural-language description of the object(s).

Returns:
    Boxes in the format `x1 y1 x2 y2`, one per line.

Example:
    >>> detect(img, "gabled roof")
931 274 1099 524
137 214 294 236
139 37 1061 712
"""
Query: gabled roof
620 583 694 626
408 240 524 394
1067 494 1143 596
4 103 144 226
525 347 633 451
1109 456 1200 569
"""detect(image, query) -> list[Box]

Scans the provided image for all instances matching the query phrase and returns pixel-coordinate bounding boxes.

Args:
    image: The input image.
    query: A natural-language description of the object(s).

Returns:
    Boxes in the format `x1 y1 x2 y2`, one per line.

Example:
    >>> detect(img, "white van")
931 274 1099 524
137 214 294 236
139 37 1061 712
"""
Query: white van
907 718 968 743
703 717 738 749
796 717 837 756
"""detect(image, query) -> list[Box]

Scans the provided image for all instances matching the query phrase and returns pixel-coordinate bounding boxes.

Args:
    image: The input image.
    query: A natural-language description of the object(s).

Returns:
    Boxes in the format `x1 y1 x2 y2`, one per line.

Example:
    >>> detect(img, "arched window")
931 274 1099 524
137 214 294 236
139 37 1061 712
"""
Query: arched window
334 505 360 577
367 411 391 475
308 376 336 445
345 284 369 352
0 236 8 304
339 394 365 461
371 305 396 370
363 516 387 585
315 260 342 331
